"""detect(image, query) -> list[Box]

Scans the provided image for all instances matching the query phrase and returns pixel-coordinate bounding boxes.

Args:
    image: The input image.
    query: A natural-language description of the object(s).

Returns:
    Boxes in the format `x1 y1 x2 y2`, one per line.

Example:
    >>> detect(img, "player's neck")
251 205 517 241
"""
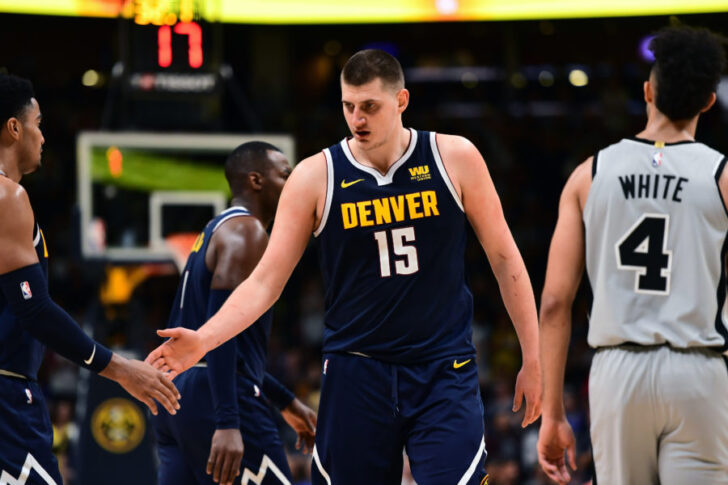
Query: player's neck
230 196 271 226
638 109 698 143
350 126 410 174
0 159 20 182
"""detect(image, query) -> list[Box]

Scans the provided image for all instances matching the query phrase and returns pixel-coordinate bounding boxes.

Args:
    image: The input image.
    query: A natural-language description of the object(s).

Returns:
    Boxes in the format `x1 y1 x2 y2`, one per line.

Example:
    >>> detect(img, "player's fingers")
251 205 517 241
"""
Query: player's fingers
157 328 182 339
221 450 239 485
211 449 225 483
567 441 578 471
141 396 158 416
206 448 217 475
512 386 524 413
525 394 541 427
149 356 166 370
152 388 177 415
158 372 182 399
144 350 157 365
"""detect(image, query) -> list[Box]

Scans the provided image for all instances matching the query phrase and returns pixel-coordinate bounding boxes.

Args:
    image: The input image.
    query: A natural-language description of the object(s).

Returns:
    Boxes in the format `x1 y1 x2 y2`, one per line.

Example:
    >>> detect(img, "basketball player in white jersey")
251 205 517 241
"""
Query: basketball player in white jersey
538 26 728 484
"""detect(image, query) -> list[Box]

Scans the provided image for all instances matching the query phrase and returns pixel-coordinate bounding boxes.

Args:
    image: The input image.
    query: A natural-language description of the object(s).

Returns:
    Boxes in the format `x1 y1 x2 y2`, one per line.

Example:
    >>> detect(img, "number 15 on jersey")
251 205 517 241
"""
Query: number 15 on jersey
374 227 419 278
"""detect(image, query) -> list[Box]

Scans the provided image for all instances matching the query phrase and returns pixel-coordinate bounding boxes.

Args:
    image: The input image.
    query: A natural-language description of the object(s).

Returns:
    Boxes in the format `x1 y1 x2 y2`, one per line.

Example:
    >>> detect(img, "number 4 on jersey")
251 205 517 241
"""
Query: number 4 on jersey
615 213 672 295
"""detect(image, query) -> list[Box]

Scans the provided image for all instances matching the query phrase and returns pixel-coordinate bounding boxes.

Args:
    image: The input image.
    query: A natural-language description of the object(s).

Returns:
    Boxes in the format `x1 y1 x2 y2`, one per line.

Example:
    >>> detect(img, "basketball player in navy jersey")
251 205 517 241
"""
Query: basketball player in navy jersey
538 27 728 484
148 50 541 484
152 142 316 485
0 75 180 484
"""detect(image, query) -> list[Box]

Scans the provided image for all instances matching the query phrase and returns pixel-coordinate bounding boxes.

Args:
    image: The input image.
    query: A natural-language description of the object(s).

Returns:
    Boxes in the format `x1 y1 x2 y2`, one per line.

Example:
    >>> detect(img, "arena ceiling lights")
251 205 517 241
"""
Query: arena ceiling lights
1 0 727 23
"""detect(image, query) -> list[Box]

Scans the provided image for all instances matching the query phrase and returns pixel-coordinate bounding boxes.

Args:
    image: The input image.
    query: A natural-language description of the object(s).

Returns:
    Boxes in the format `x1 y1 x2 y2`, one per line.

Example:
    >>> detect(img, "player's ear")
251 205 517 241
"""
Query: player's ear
700 92 717 113
643 80 653 104
397 89 409 113
248 171 263 191
4 117 21 141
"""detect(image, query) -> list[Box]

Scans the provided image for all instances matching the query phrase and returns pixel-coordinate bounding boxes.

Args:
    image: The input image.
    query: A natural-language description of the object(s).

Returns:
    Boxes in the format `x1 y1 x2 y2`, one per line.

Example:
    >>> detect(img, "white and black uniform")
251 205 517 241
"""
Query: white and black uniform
583 137 728 484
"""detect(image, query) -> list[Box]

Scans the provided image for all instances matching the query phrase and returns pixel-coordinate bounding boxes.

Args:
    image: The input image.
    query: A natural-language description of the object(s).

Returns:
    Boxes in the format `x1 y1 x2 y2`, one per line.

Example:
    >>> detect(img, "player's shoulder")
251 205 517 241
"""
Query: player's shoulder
212 214 266 251
295 151 327 174
433 133 477 156
283 151 327 197
0 177 32 220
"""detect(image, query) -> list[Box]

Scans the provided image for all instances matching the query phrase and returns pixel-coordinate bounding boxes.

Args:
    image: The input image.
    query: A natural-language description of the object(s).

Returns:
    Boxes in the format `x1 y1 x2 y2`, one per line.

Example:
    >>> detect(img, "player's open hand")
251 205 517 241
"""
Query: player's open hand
281 398 317 454
538 417 577 485
207 428 244 485
145 327 206 379
100 354 181 416
513 360 542 427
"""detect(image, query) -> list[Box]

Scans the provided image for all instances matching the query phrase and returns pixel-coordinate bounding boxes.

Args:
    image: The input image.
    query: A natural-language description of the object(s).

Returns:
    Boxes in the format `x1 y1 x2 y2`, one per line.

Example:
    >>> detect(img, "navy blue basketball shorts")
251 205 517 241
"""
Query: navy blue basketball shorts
0 375 62 485
311 353 487 485
153 368 292 485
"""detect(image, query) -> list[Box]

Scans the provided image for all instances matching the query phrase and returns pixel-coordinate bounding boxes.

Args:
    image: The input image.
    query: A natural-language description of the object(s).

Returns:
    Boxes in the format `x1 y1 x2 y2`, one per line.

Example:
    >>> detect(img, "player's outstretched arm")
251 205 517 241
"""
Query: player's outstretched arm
537 159 591 484
147 153 325 376
0 181 180 416
438 134 541 427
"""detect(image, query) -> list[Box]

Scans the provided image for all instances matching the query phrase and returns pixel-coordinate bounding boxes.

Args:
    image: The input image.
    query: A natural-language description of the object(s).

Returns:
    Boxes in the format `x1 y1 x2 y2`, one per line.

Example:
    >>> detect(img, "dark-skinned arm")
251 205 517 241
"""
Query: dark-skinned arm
204 216 268 485
0 180 179 416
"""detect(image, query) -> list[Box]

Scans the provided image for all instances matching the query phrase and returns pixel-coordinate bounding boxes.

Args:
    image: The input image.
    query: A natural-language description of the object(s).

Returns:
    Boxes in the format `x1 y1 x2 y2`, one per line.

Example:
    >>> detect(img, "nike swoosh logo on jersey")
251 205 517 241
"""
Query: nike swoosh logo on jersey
84 345 96 365
453 359 471 369
340 178 364 188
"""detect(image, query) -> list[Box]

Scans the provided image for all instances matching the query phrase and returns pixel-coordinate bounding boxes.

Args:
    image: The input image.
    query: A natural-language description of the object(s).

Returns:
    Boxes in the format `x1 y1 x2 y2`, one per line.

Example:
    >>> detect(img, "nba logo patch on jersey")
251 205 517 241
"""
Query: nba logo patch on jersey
652 152 663 167
253 384 261 397
25 388 33 404
20 281 32 300
323 359 329 375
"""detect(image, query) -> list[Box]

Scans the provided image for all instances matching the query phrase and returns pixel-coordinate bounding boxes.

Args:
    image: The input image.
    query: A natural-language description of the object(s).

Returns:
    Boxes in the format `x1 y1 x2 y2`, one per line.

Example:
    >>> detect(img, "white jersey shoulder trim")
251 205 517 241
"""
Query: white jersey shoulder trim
33 224 41 248
314 149 335 237
212 206 250 233
430 132 464 212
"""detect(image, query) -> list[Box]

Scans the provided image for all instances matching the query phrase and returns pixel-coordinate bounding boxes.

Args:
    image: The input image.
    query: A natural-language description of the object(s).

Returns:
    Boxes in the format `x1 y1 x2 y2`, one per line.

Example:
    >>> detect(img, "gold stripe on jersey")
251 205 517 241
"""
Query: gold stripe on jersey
341 190 440 230
40 229 48 258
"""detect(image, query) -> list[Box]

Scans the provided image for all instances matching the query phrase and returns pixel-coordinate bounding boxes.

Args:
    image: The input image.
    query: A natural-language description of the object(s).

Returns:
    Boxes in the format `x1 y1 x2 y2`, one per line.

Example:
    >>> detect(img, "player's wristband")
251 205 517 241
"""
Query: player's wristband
206 288 240 429
0 263 112 373
263 372 295 410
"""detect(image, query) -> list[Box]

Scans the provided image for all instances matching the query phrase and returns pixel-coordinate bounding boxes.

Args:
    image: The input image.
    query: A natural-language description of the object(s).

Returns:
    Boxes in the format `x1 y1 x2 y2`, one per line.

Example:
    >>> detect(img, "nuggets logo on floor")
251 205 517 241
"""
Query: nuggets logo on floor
91 398 145 453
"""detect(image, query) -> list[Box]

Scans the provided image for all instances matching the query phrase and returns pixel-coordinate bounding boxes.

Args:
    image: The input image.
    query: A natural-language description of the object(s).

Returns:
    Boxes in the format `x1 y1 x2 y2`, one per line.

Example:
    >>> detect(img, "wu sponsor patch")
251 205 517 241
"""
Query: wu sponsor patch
409 165 431 181
20 281 32 300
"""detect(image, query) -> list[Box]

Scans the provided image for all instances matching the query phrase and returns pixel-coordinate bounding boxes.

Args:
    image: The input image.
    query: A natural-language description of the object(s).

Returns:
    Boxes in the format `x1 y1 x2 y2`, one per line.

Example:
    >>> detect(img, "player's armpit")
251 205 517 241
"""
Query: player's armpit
0 181 40 273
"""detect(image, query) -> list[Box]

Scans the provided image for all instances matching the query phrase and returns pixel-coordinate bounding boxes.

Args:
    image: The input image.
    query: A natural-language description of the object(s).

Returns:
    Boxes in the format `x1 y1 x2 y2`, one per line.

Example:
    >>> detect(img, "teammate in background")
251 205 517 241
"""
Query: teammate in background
0 75 180 484
538 26 728 484
152 142 316 485
147 49 541 484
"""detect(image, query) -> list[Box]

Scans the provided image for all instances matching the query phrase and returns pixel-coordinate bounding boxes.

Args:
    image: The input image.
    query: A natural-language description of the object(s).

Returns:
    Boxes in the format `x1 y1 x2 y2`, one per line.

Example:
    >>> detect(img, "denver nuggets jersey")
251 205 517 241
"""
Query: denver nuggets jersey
166 207 273 383
0 221 49 379
315 129 475 363
584 137 728 350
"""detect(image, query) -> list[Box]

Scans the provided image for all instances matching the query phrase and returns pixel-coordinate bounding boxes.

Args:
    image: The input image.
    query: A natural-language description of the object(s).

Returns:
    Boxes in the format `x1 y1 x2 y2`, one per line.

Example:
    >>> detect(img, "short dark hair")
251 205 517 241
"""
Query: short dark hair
341 49 405 91
224 141 282 186
649 26 727 120
0 74 35 125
